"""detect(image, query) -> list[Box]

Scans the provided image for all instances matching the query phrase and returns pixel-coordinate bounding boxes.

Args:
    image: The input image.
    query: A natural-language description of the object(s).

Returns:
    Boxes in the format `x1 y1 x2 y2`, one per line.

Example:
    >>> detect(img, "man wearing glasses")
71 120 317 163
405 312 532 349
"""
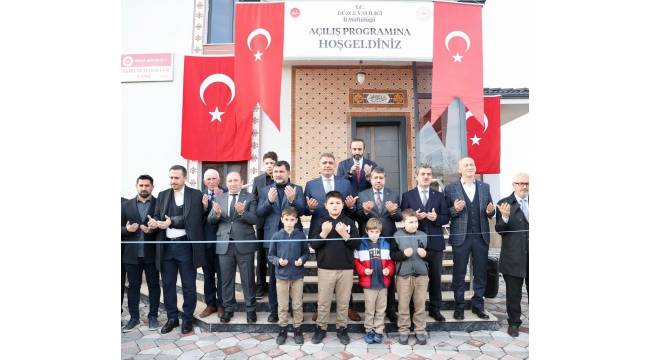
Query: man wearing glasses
495 173 529 337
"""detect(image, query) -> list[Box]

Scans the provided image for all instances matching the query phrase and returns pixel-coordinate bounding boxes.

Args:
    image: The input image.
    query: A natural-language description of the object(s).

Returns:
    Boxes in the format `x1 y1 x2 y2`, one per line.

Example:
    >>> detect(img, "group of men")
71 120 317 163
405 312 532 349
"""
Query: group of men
121 138 529 338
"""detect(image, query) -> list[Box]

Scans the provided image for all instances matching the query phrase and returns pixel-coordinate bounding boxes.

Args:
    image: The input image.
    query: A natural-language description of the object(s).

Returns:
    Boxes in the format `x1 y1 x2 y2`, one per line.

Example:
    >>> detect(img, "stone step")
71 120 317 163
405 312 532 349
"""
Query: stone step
176 276 476 312
137 281 498 333
232 273 470 293
197 258 456 281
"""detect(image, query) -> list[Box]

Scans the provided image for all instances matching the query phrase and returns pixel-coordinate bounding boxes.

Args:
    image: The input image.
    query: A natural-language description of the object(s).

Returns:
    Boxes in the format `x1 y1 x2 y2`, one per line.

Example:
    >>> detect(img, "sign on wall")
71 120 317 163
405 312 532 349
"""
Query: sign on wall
284 1 433 61
121 53 174 82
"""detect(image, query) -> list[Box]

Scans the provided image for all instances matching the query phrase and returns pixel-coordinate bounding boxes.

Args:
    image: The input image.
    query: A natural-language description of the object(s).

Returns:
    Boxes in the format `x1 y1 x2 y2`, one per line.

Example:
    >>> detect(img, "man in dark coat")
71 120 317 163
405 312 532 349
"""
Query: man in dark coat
121 175 160 332
336 138 377 196
149 165 206 334
198 169 227 319
495 173 529 338
444 157 495 321
401 164 450 322
251 151 278 298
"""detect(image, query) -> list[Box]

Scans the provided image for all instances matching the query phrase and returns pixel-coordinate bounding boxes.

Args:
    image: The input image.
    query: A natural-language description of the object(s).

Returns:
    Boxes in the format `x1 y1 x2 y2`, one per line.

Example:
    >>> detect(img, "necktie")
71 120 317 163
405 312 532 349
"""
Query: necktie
520 198 529 221
421 189 429 205
375 191 383 210
229 194 237 217
325 178 333 193
355 165 361 181
208 192 214 201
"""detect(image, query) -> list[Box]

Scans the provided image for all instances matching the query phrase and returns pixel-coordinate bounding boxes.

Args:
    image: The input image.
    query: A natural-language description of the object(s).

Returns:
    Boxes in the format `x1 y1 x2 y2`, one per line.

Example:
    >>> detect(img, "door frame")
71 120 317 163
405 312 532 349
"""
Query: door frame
349 112 409 195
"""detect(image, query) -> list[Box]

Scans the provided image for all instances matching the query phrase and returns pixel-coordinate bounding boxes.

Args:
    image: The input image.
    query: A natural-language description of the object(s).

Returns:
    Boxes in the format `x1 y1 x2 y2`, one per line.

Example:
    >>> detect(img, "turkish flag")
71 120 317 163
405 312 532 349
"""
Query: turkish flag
181 55 251 161
467 96 500 174
431 1 484 129
234 2 284 130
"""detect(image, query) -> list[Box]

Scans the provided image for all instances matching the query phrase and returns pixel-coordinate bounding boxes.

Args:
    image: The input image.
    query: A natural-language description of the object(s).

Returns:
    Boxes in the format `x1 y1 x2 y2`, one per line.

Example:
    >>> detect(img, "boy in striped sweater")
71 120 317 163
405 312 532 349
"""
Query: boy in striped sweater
354 218 395 344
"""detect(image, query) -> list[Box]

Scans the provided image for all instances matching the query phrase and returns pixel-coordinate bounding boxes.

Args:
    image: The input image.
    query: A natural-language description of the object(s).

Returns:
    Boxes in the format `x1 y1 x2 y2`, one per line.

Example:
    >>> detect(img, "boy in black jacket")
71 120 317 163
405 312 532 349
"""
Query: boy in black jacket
310 191 360 345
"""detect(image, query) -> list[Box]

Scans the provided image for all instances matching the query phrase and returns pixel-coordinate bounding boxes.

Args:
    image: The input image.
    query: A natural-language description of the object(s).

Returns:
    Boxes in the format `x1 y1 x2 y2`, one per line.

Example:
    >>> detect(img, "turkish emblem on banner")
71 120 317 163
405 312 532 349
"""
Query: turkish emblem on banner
467 96 500 174
431 1 484 130
235 2 284 130
181 55 251 161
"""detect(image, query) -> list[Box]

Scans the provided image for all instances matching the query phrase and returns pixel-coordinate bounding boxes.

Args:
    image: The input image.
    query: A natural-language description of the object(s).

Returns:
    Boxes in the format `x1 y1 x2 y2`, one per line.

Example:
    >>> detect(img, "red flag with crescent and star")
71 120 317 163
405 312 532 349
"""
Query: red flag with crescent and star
234 2 284 130
466 95 500 174
181 55 251 161
431 1 484 130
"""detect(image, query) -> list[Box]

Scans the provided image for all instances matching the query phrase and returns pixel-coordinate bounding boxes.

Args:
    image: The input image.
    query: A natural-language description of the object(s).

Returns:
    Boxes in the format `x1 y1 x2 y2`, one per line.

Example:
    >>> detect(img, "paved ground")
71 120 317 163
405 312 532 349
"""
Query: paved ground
122 259 528 360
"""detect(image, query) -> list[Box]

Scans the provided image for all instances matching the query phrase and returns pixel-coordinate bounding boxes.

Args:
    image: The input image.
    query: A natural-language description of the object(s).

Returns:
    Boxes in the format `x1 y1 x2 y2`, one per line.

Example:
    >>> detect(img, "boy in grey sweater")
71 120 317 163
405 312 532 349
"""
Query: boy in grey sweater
268 207 310 345
390 208 434 345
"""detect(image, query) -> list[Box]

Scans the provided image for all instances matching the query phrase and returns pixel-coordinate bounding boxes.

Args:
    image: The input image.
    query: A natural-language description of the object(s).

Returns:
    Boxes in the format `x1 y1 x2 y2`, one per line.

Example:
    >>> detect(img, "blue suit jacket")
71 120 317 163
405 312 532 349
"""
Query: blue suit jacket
444 179 495 246
303 176 353 238
256 182 307 247
400 187 450 251
336 157 377 196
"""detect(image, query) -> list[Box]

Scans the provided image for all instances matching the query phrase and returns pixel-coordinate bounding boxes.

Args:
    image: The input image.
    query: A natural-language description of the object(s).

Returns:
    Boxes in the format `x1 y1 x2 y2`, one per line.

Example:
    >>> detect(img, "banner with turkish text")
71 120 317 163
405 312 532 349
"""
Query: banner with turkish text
235 2 284 130
431 1 484 131
467 95 500 174
181 55 251 161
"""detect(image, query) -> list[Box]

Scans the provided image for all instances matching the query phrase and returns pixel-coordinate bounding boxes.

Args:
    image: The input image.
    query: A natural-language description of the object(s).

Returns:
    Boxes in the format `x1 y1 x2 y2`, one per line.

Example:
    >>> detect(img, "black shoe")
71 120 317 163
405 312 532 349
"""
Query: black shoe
255 286 265 299
312 327 326 344
471 307 489 320
267 312 279 323
386 310 398 323
220 311 233 323
453 309 464 320
337 327 350 345
507 325 520 337
276 326 288 345
294 326 304 344
160 319 179 334
247 311 257 323
122 318 141 333
181 321 193 334
429 310 446 322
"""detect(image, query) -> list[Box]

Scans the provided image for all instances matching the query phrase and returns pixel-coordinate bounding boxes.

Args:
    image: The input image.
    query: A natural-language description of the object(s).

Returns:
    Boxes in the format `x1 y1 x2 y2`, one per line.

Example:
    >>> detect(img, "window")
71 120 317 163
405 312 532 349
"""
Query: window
208 0 260 44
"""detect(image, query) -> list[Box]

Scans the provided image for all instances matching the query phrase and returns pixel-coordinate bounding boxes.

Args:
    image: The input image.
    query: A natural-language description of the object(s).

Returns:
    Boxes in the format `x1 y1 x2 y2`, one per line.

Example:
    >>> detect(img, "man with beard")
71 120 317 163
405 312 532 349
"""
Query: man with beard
336 139 377 196
256 160 306 322
495 173 529 337
149 165 206 334
121 175 160 331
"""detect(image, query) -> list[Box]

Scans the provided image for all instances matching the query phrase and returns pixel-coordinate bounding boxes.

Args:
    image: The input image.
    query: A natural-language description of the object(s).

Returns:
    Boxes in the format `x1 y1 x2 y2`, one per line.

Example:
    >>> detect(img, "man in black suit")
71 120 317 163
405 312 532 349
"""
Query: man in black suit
355 166 402 322
121 197 128 314
251 151 277 299
444 157 496 321
198 169 227 319
208 171 259 323
336 138 377 196
401 164 451 322
149 165 206 334
256 160 307 322
495 173 529 337
121 175 161 332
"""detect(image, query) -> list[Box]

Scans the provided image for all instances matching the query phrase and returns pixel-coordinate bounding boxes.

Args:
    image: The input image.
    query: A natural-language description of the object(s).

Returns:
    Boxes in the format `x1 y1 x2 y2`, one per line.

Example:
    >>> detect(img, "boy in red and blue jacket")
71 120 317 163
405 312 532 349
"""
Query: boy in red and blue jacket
354 218 395 344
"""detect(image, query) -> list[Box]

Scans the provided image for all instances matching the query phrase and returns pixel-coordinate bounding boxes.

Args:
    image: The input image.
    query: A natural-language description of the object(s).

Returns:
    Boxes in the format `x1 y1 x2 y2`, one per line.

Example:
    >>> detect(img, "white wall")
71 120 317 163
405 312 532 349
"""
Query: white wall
483 0 532 88
498 112 531 199
121 0 195 197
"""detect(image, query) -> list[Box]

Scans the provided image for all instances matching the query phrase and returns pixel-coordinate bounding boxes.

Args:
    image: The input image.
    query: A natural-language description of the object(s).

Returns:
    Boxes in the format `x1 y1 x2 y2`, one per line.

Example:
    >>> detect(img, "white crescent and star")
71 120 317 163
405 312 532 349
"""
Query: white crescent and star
466 110 489 133
247 28 272 61
199 73 236 123
445 30 471 63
